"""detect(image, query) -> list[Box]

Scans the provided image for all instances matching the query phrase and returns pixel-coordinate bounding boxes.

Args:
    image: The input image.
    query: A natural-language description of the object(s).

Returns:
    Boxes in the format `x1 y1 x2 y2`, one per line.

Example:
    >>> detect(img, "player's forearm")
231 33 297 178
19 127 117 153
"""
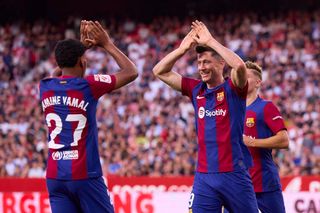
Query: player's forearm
152 47 185 77
102 43 138 76
251 131 289 149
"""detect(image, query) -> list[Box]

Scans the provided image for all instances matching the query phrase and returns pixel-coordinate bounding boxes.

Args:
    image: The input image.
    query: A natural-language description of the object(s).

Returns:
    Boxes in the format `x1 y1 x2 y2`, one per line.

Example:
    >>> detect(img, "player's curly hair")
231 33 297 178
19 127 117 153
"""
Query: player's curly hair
245 61 262 80
54 39 86 68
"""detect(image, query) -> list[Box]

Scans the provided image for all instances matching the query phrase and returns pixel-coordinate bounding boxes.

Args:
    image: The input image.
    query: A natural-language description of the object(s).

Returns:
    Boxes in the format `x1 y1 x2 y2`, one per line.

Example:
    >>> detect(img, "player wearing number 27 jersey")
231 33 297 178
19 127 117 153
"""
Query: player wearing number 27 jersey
40 72 115 179
40 21 138 213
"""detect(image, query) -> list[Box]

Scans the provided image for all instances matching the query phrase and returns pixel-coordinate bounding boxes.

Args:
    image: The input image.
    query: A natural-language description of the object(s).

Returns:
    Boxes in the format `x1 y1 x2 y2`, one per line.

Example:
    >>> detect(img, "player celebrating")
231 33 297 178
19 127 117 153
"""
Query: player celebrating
153 20 258 212
243 61 289 213
39 21 138 213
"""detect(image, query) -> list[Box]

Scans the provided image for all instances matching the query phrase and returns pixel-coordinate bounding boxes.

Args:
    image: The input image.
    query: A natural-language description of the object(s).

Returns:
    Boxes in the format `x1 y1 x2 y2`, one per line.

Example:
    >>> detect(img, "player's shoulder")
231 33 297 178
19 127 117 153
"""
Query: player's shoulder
40 77 55 82
262 98 277 108
256 97 274 107
182 76 201 84
259 98 282 115
181 76 202 90
39 77 56 87
247 97 274 113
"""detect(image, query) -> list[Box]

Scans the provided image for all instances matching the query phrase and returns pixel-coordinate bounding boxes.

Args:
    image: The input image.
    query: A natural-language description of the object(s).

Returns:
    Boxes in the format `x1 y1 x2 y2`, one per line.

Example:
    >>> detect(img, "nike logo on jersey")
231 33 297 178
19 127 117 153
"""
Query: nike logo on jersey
272 116 283 120
196 95 205 99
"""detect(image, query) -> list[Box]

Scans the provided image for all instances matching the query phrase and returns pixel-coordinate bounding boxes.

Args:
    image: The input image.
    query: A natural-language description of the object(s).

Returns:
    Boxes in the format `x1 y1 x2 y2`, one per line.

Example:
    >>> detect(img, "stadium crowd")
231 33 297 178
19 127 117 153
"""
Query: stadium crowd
0 11 319 178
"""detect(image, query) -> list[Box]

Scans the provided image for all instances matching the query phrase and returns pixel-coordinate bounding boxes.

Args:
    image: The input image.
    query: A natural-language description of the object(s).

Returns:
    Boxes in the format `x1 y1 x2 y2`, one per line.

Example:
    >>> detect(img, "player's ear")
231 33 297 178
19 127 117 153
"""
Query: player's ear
256 79 262 88
218 57 225 67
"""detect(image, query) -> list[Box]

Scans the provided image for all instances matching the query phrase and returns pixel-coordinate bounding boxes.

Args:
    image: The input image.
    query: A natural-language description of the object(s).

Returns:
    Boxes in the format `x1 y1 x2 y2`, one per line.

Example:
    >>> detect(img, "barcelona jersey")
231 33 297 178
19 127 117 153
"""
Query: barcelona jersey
245 96 286 192
39 74 116 180
182 77 252 173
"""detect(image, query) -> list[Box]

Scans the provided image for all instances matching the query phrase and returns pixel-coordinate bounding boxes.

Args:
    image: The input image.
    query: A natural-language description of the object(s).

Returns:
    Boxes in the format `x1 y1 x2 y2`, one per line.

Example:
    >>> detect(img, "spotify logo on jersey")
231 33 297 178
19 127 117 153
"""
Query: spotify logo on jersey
198 107 227 119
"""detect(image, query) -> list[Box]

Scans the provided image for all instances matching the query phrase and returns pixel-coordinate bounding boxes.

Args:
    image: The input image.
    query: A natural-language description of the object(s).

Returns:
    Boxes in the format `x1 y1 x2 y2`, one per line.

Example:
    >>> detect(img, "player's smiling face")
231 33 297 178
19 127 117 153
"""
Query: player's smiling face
197 51 224 84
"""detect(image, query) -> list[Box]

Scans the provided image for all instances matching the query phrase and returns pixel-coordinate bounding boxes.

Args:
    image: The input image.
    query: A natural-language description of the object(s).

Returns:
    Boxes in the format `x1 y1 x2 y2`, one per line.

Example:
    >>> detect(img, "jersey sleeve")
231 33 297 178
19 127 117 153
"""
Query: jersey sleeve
85 74 116 99
228 78 248 99
181 77 201 98
264 102 286 134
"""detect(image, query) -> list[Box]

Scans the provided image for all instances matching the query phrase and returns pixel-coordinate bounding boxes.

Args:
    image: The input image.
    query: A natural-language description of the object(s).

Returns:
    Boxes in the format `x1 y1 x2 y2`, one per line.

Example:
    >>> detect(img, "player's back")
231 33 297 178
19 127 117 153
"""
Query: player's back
40 75 115 180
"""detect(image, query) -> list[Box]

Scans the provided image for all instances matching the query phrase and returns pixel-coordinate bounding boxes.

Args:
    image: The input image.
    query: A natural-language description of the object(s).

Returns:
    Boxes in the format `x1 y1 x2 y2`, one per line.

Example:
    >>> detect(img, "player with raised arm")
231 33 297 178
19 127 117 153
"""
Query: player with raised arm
39 21 138 213
243 61 288 213
153 20 258 213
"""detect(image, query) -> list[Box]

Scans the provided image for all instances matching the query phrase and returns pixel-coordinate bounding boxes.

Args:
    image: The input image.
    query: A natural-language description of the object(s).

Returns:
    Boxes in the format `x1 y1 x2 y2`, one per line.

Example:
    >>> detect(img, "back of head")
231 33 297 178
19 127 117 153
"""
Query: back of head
245 61 262 80
54 39 86 68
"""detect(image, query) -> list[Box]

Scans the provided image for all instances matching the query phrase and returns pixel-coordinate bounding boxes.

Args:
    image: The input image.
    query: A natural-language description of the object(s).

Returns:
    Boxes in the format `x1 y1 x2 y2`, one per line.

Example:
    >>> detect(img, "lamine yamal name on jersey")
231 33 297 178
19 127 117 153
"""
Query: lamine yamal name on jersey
42 96 89 112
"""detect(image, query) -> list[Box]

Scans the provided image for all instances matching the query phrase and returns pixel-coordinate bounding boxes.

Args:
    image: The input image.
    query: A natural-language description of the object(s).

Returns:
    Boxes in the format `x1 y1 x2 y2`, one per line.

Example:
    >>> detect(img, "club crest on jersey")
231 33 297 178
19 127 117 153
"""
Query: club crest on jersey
246 117 255 127
217 92 224 101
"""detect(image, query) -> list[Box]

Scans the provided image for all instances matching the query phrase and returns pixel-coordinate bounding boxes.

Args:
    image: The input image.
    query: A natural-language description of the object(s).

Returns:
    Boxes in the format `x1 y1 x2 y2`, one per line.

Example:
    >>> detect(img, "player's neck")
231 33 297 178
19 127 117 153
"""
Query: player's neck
246 92 258 106
62 68 83 78
207 76 224 89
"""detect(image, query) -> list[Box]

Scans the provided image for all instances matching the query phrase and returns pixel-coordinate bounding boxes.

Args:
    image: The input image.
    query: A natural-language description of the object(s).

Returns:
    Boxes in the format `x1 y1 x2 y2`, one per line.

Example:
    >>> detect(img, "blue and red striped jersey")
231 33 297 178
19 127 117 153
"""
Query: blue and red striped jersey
245 96 286 192
39 74 116 180
181 77 252 173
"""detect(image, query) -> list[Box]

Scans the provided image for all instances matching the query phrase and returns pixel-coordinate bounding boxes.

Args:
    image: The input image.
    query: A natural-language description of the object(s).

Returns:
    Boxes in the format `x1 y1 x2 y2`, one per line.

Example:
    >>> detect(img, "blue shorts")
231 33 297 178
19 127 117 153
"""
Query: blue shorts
189 169 258 213
255 189 286 213
46 177 114 213
223 189 285 213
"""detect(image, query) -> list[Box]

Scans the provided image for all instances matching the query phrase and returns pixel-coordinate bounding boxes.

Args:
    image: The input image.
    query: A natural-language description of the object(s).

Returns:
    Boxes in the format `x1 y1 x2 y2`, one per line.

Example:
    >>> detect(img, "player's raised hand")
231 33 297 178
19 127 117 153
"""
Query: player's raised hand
85 21 112 49
80 20 93 49
191 20 213 46
179 29 197 53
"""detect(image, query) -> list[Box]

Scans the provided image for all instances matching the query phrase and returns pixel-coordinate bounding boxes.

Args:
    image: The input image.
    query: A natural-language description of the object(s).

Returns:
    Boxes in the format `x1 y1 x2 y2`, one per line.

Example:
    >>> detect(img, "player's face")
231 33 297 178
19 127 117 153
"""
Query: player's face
247 69 261 94
197 52 224 83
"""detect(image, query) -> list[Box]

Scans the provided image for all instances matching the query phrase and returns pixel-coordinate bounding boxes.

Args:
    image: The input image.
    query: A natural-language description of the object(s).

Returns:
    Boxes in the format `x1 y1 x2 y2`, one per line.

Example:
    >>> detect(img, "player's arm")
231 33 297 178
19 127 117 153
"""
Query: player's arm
102 42 138 90
86 21 138 89
244 130 289 149
191 20 247 88
244 102 289 149
152 30 196 92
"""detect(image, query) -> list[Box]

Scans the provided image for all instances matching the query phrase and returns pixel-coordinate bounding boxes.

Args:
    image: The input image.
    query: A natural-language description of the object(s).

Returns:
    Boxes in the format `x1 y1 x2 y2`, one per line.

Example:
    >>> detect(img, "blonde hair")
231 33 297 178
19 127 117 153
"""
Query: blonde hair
245 61 262 80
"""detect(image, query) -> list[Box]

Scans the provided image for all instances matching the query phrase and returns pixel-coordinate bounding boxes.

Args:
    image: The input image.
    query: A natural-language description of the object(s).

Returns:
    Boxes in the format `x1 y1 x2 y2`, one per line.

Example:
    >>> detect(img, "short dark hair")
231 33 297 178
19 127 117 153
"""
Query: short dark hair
54 39 86 68
195 45 220 57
